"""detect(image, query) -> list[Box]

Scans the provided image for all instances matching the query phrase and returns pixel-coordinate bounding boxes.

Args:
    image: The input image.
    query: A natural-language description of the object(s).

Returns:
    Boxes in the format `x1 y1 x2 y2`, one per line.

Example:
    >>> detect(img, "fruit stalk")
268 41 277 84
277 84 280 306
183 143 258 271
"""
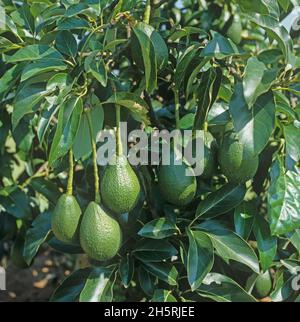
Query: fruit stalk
116 104 123 156
86 110 100 204
143 0 151 24
174 89 180 130
67 148 74 196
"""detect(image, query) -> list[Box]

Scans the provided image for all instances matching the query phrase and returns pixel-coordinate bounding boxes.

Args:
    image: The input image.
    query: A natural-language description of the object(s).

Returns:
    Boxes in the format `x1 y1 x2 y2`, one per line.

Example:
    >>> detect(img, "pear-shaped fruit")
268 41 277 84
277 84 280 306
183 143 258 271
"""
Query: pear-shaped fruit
100 155 141 215
10 235 29 269
226 17 242 44
80 201 121 261
157 150 197 206
218 129 259 183
51 194 82 244
255 270 272 298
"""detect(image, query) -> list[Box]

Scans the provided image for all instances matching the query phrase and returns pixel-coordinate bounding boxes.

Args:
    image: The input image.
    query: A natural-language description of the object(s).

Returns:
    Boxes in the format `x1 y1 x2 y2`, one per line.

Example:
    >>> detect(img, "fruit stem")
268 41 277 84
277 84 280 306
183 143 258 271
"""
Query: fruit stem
86 110 101 204
116 104 123 156
174 89 180 130
67 149 74 196
204 121 208 132
143 0 151 24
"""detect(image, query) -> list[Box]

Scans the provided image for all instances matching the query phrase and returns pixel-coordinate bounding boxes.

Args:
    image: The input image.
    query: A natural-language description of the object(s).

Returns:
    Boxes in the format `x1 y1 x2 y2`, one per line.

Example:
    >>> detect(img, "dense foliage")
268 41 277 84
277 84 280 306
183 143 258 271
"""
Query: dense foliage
0 0 300 302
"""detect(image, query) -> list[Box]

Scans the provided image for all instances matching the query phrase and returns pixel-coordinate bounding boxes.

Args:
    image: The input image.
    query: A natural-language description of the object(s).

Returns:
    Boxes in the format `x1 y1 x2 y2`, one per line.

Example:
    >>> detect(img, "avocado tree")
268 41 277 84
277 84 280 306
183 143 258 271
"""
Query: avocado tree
0 0 300 302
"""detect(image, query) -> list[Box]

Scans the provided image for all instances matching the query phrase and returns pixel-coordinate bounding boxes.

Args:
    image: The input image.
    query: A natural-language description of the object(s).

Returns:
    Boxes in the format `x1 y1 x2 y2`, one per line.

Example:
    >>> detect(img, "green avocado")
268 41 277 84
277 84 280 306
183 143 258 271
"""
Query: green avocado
226 17 242 44
51 194 82 244
202 131 218 179
10 235 29 269
255 270 272 298
218 129 259 183
100 155 141 215
79 201 121 261
157 150 197 206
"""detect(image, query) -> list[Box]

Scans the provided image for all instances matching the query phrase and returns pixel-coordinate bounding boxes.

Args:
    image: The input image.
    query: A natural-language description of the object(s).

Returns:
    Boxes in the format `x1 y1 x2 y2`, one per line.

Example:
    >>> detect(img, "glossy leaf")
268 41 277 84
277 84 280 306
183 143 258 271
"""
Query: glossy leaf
23 212 52 265
268 158 300 235
195 183 246 220
48 96 83 165
234 202 254 240
229 84 275 157
119 254 134 288
138 218 177 239
142 262 178 286
151 289 177 302
198 273 256 302
55 31 78 57
253 216 277 271
187 229 214 291
79 266 116 302
133 239 178 262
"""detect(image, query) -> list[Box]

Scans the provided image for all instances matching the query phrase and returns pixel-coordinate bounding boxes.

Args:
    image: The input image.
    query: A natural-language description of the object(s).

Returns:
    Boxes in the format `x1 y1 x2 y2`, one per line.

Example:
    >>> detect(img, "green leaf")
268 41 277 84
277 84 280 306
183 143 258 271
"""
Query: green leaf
0 186 31 219
278 0 290 11
57 17 90 30
12 84 50 129
133 239 177 262
48 96 83 165
88 59 107 87
132 26 157 93
253 216 277 271
268 157 300 235
134 22 168 70
104 92 150 126
199 227 260 273
142 262 178 286
243 57 277 107
229 84 275 157
79 266 116 302
138 218 178 239
174 44 201 91
0 63 26 100
11 4 35 34
151 289 177 302
247 13 293 63
50 268 91 302
290 229 300 253
197 273 256 302
193 67 222 131
201 32 244 59
195 183 246 220
55 31 78 57
119 254 134 288
138 266 156 296
73 99 104 160
234 202 254 240
64 3 89 17
21 59 67 82
29 177 61 205
187 229 214 291
23 212 52 265
284 124 300 170
237 0 269 15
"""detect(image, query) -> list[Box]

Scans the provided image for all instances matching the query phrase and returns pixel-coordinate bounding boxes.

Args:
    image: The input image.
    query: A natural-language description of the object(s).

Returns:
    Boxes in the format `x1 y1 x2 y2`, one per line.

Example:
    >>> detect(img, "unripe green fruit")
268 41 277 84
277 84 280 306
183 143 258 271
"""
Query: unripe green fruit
226 17 242 44
79 201 121 261
10 235 29 269
51 194 82 244
255 270 272 298
100 155 141 215
157 151 197 206
218 130 259 183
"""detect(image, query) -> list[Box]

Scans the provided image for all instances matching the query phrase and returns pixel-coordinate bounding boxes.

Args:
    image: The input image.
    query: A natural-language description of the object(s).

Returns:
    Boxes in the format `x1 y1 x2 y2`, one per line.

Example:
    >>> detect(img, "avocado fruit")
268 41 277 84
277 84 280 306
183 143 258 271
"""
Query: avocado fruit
218 129 259 183
157 150 197 206
202 131 218 179
226 17 242 44
255 270 272 298
100 155 141 215
10 235 29 269
79 201 121 261
51 194 82 244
